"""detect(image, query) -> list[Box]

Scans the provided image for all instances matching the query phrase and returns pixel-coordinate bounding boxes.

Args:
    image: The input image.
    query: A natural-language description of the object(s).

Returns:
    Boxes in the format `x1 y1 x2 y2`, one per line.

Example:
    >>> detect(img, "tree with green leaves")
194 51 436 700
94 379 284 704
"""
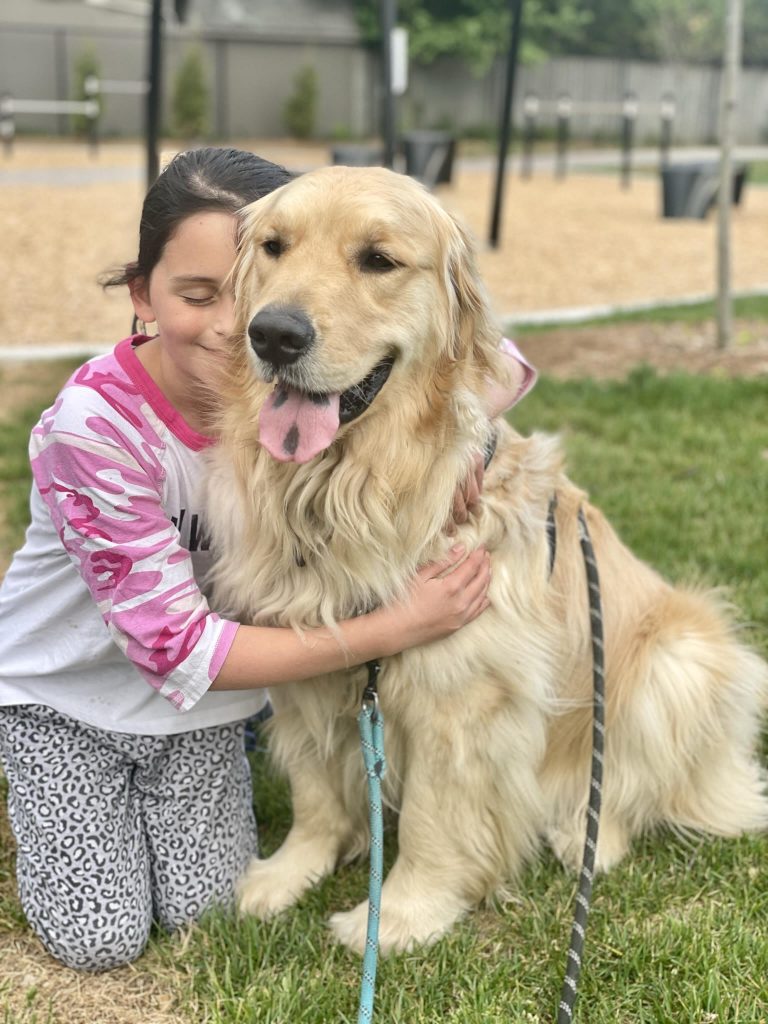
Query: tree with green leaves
350 0 768 67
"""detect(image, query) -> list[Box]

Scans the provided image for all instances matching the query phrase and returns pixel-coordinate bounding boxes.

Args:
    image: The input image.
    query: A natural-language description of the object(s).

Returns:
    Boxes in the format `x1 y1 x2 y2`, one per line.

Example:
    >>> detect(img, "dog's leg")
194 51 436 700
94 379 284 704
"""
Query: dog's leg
239 715 364 919
238 775 354 918
546 808 630 873
330 697 545 954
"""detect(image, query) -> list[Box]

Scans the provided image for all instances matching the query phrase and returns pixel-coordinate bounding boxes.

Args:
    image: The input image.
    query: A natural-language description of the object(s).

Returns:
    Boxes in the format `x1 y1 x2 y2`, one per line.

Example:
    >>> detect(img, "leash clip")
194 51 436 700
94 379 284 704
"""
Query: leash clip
361 658 381 718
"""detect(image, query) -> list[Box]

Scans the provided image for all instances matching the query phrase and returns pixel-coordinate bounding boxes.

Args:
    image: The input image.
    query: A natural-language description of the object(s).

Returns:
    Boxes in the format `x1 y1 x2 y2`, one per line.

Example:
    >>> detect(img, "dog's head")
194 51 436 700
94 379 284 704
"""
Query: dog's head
233 165 501 464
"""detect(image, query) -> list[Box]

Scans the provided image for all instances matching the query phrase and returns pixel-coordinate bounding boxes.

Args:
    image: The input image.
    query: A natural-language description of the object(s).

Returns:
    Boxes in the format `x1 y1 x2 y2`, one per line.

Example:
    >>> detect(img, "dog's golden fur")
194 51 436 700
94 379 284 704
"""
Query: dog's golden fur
205 165 768 954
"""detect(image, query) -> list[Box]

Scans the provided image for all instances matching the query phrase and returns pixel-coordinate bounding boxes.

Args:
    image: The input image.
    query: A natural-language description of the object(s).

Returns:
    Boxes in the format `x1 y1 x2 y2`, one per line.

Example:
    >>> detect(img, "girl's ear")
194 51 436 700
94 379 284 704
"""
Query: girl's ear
128 277 156 325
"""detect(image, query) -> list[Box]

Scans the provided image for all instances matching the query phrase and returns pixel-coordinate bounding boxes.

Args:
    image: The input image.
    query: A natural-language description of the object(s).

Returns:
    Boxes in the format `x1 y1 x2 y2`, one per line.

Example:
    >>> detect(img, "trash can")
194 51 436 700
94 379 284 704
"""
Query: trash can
331 144 383 167
402 131 456 187
660 161 748 219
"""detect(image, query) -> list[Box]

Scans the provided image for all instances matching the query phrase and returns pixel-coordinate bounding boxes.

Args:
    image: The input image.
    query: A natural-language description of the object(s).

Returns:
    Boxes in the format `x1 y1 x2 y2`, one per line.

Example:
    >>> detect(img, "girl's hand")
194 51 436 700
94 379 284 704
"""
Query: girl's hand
213 546 491 689
376 545 491 653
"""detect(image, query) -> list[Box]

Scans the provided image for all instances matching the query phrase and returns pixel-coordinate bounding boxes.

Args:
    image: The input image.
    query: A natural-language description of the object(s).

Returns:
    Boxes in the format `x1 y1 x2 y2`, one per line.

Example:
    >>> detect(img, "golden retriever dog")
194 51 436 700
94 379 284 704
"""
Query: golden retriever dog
205 165 768 954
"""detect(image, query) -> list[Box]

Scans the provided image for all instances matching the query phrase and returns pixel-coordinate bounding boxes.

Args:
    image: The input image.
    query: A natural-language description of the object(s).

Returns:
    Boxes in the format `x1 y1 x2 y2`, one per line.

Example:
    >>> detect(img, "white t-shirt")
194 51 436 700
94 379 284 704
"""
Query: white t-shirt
0 336 266 735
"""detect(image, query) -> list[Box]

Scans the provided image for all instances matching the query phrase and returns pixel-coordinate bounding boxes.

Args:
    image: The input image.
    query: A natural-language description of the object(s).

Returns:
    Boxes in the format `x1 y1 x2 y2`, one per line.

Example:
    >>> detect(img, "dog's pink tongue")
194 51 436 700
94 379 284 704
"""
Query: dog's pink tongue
259 385 341 463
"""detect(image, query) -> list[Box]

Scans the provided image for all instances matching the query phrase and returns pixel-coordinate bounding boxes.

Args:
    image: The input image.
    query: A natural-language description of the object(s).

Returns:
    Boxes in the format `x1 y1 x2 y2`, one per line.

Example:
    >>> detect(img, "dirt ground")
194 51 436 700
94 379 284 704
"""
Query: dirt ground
521 317 768 380
1 138 767 380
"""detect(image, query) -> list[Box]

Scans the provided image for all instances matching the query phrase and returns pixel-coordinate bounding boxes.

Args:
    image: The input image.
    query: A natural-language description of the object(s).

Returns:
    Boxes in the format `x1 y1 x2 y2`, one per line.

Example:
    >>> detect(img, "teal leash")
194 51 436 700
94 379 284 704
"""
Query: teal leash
357 659 386 1024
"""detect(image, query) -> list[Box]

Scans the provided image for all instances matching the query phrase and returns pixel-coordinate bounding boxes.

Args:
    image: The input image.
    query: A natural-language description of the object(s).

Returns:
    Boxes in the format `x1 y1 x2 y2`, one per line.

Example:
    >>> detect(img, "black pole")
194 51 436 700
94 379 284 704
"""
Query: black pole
380 0 396 169
489 0 524 249
146 0 163 188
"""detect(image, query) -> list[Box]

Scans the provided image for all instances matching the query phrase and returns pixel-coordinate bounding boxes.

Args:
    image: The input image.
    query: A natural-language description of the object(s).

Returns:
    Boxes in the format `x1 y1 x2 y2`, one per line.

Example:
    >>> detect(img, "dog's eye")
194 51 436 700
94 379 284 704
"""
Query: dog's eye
263 238 283 258
359 250 398 274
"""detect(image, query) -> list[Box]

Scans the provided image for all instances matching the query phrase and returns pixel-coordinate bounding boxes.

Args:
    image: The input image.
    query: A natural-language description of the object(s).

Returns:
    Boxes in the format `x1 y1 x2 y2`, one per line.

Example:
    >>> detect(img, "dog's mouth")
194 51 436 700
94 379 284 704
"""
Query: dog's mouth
259 356 395 464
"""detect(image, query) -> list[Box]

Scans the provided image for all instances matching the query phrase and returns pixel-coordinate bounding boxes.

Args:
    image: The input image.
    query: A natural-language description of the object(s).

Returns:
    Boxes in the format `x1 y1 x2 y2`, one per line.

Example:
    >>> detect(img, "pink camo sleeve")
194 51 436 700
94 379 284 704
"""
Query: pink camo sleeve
29 393 237 711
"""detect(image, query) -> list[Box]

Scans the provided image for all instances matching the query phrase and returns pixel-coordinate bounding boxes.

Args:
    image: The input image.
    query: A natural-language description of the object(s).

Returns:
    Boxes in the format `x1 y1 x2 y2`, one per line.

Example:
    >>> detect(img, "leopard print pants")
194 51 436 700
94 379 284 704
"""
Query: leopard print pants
0 704 258 971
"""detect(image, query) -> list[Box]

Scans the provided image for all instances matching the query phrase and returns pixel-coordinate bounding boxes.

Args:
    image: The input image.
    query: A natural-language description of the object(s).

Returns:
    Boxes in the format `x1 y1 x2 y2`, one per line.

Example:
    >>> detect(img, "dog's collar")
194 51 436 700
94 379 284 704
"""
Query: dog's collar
339 356 396 425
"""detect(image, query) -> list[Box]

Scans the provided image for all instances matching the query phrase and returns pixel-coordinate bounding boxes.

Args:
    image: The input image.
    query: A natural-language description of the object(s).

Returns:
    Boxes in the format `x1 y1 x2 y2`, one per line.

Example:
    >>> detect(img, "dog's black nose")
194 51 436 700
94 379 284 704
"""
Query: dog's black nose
248 306 315 366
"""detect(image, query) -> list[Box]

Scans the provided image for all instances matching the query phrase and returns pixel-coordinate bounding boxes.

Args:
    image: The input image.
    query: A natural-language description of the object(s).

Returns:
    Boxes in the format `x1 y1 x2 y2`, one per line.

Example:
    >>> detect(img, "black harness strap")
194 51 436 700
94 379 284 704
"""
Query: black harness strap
546 494 559 577
482 427 498 470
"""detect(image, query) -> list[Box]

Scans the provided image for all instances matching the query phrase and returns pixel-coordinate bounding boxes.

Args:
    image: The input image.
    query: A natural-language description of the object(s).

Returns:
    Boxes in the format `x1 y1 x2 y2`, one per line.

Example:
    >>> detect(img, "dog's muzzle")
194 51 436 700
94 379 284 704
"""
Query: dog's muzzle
248 305 315 367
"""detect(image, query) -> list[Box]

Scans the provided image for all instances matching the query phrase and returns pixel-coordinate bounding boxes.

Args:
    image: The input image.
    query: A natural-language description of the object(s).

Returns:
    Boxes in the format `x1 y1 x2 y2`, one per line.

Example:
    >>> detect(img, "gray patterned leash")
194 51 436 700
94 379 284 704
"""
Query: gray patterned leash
556 507 605 1022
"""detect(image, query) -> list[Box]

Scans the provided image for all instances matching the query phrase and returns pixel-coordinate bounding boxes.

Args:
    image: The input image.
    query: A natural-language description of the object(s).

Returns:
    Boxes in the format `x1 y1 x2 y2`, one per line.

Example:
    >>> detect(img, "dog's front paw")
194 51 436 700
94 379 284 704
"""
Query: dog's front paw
547 816 629 874
329 901 369 954
330 895 462 955
237 854 310 919
237 830 344 919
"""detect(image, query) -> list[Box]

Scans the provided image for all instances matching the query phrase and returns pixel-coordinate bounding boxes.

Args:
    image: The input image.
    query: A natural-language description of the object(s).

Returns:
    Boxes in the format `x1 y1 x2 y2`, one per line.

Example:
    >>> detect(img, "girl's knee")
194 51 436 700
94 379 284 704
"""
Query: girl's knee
28 913 152 972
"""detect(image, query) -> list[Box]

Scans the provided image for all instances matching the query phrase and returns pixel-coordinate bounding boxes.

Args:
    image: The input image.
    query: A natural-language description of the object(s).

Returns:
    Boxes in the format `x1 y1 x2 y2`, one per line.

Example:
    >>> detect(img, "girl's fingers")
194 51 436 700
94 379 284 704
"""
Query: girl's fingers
417 545 469 581
449 549 490 590
464 594 491 624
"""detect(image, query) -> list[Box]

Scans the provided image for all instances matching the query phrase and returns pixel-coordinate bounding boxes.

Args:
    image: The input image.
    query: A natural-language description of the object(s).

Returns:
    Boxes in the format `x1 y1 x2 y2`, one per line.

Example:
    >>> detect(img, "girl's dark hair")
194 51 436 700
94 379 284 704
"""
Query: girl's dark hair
102 146 293 288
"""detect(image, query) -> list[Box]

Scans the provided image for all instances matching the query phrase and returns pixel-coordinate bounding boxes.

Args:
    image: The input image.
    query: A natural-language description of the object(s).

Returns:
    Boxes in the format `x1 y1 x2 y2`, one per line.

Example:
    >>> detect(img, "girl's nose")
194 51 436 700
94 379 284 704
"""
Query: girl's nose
215 293 235 335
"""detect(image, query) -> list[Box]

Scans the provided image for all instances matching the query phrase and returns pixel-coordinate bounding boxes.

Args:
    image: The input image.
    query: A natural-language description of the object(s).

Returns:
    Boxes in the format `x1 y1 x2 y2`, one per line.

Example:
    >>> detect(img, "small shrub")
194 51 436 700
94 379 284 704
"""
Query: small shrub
283 65 318 140
71 46 102 136
172 46 209 139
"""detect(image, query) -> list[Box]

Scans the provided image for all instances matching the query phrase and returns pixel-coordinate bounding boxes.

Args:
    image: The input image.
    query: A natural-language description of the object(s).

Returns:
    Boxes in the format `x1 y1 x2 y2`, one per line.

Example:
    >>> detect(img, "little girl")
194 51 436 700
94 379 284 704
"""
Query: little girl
0 147 536 972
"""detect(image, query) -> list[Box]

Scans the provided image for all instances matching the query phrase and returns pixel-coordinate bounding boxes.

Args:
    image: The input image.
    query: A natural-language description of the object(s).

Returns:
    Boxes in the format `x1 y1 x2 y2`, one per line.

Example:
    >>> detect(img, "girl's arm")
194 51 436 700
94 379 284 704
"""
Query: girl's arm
210 546 490 690
32 380 491 708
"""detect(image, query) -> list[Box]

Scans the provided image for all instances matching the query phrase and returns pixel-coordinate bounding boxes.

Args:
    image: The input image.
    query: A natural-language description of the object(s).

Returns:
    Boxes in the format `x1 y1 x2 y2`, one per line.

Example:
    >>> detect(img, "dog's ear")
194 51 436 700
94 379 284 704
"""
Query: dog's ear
444 213 502 379
233 206 259 335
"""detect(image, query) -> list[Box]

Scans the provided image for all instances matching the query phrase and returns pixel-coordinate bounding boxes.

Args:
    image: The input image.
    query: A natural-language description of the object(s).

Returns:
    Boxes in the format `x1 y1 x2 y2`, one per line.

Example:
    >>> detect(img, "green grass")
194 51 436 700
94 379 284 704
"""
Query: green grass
512 292 768 333
2 358 768 1022
510 369 768 646
745 161 768 186
0 360 82 562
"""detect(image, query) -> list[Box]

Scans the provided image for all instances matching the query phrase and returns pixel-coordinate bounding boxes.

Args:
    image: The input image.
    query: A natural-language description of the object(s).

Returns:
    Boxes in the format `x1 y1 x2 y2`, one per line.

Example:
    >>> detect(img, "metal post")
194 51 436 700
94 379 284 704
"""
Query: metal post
521 92 538 179
146 0 163 187
55 28 68 137
555 93 571 180
659 92 675 171
84 76 100 158
215 39 228 140
0 95 14 158
380 0 397 169
717 0 743 349
620 91 638 190
489 0 524 249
